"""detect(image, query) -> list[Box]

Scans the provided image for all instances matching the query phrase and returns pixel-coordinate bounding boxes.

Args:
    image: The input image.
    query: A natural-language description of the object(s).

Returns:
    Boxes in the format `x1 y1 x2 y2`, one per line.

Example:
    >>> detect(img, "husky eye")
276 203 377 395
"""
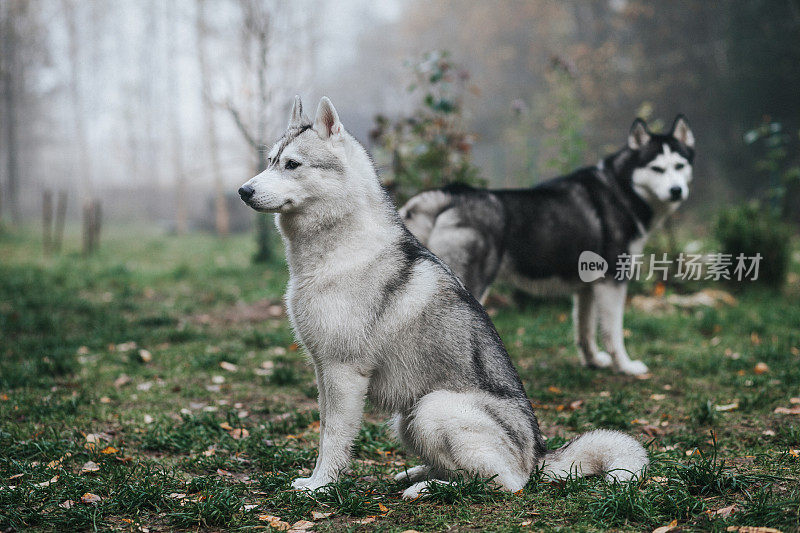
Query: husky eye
650 165 665 173
285 159 301 170
675 163 685 170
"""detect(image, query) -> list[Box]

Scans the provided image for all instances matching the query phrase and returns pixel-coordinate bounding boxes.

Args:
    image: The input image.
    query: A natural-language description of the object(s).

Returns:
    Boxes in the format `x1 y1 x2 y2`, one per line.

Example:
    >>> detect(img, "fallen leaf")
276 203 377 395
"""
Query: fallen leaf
707 504 737 518
8 473 23 480
143 414 154 424
288 343 299 352
790 397 800 404
725 526 783 533
137 381 154 391
244 503 258 511
114 374 132 388
80 492 102 504
100 446 118 454
631 418 649 425
754 362 769 374
219 422 234 431
378 503 390 514
547 386 562 394
642 425 664 438
138 349 152 363
216 468 232 477
354 517 375 525
168 493 186 499
202 446 216 457
33 475 58 488
80 461 100 474
289 520 314 531
59 499 74 509
220 361 238 372
99 396 111 404
774 406 800 415
0 393 8 401
258 514 290 530
311 511 332 520
211 375 225 384
230 428 249 440
650 394 666 401
116 341 137 352
715 402 739 412
47 453 71 468
652 519 679 533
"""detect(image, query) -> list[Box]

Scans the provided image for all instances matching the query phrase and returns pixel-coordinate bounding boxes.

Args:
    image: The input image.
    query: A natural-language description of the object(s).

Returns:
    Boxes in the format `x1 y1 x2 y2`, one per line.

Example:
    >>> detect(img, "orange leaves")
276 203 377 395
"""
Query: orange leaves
80 492 102 504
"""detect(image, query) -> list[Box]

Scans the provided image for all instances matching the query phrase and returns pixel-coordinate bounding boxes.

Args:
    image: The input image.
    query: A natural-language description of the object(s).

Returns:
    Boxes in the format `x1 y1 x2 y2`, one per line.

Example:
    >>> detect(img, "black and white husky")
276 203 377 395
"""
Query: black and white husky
400 117 695 376
238 96 648 499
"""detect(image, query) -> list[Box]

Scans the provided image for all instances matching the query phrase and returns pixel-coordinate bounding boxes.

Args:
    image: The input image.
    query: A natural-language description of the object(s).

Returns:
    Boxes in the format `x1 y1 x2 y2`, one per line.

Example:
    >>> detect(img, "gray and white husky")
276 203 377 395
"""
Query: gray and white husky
400 117 695 376
238 96 648 499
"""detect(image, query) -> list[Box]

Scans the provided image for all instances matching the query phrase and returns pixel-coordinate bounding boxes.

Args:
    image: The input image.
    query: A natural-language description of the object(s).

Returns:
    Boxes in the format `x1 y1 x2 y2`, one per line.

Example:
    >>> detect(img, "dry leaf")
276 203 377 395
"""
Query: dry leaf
116 341 137 352
113 374 131 388
59 499 74 509
774 406 800 415
288 343 299 352
715 402 739 412
650 394 666 401
168 493 186 499
80 461 100 474
725 526 783 533
311 511 332 520
34 475 58 488
790 397 800 404
47 453 71 468
8 473 23 480
211 375 225 384
216 468 232 477
138 349 152 363
547 386 562 394
707 504 737 518
652 519 679 533
258 515 290 530
289 520 315 531
100 446 118 454
219 422 234 431
754 362 769 374
99 396 111 404
220 361 238 372
230 428 249 440
143 414 154 424
202 446 216 457
378 503 390 514
354 517 376 525
80 492 102 504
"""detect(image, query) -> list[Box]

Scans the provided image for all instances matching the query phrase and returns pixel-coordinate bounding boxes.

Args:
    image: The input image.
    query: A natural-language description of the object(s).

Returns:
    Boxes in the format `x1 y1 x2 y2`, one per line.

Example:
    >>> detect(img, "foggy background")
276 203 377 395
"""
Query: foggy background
2 0 799 232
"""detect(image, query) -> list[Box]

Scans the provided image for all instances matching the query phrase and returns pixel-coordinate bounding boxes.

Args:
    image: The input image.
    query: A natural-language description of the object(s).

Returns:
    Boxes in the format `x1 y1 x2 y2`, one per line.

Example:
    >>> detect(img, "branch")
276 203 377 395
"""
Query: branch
220 99 259 149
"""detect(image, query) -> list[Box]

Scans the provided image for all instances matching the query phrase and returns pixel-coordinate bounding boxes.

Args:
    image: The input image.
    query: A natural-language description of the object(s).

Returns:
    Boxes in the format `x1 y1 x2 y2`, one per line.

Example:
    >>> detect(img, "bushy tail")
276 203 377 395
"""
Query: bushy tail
538 429 648 482
398 190 453 245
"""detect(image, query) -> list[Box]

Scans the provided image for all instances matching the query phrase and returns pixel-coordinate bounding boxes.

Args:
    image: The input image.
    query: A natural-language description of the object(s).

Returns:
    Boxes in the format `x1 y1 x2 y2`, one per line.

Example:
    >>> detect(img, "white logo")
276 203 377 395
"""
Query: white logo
578 251 608 282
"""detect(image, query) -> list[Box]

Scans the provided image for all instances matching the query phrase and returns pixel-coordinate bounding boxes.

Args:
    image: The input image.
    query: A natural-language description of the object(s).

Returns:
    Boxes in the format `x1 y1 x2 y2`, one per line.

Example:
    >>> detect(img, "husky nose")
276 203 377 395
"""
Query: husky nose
669 186 683 201
238 185 255 201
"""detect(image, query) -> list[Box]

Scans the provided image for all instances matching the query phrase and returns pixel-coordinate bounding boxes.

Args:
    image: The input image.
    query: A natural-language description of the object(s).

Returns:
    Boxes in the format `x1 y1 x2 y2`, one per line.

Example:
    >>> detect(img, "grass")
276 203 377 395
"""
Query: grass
1 224 799 531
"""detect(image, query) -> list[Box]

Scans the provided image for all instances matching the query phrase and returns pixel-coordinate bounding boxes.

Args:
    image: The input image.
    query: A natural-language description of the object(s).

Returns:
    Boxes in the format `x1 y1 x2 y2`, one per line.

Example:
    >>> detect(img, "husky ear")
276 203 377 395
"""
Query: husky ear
671 114 695 149
313 96 343 140
288 95 306 128
628 118 651 150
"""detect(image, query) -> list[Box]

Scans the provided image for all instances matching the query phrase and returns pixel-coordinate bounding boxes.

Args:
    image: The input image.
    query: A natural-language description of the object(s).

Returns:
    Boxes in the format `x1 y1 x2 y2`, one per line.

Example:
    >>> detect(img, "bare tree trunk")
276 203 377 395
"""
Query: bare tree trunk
82 199 101 256
54 191 67 253
166 0 187 234
64 0 94 212
196 0 229 236
43 190 53 254
2 1 21 224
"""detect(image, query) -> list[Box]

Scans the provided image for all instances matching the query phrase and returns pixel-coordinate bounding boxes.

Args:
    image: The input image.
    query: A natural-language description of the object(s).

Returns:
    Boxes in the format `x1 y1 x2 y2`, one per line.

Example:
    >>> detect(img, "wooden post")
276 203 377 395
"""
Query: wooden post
43 190 53 255
92 200 101 252
82 200 92 256
54 190 67 253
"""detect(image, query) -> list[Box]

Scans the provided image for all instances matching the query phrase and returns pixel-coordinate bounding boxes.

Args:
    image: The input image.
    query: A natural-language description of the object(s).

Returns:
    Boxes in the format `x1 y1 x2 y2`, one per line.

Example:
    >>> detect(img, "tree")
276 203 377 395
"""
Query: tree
196 0 230 236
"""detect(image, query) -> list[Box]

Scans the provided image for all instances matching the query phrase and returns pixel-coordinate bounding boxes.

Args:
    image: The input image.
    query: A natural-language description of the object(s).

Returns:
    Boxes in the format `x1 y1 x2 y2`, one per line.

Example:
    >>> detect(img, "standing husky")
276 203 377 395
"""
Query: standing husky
238 96 648 499
400 117 695 376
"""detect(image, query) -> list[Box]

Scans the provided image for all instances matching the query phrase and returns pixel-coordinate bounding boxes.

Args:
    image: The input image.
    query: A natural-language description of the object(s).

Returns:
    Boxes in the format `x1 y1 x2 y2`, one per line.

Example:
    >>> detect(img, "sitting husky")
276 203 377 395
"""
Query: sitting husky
238 96 648 499
400 117 695 376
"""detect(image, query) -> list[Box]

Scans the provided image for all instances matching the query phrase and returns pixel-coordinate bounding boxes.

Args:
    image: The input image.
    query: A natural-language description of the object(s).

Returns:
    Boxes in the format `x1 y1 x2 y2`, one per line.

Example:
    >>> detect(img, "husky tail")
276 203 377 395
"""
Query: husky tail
539 429 648 482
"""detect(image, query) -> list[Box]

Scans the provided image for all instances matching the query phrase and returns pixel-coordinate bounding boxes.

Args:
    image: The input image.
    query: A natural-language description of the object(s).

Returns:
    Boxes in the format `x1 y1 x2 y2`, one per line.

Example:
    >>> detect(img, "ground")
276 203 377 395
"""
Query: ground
1 225 799 532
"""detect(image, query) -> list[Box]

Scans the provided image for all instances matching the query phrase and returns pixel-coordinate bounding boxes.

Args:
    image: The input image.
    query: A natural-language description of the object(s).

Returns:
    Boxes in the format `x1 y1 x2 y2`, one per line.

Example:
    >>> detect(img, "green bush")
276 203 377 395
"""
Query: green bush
713 201 791 288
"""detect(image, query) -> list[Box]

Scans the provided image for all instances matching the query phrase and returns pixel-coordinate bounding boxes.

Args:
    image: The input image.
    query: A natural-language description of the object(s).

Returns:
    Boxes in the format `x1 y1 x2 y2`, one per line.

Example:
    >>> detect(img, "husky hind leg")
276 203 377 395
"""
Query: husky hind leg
573 287 612 368
397 391 533 499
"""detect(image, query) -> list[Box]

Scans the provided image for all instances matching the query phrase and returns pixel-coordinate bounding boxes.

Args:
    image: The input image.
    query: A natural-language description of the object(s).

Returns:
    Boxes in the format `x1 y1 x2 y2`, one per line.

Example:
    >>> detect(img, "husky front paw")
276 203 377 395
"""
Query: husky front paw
618 360 649 376
588 351 613 368
290 476 314 489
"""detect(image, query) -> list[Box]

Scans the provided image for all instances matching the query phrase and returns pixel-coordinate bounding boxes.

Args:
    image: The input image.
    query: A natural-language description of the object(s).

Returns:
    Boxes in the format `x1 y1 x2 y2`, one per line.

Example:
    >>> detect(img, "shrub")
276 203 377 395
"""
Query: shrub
713 201 790 288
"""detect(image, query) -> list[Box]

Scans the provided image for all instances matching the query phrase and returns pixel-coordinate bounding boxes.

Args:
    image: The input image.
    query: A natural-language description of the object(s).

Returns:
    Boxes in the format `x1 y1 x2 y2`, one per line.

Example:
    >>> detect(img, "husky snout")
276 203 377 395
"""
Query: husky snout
669 185 684 202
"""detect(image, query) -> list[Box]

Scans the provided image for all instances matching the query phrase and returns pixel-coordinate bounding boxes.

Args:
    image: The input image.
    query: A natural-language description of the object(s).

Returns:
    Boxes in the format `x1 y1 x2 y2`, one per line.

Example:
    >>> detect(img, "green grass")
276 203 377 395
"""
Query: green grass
1 225 800 531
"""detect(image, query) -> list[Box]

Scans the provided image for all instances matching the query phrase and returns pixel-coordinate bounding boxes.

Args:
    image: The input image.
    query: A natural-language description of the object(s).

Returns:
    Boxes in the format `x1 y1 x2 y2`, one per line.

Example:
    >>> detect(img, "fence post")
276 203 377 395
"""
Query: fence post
43 190 53 255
